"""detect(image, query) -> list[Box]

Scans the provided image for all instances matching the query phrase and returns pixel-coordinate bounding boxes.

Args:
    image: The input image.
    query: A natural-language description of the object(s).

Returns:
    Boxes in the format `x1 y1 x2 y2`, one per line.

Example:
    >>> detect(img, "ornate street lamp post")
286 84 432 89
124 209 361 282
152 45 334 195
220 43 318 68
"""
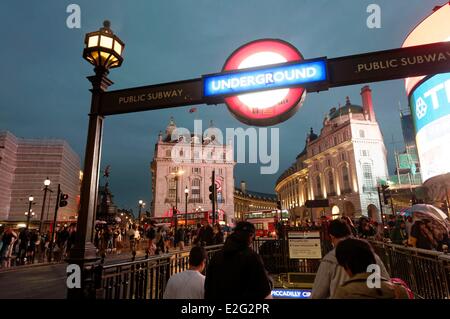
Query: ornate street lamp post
184 186 189 227
67 20 124 299
39 177 51 232
138 200 145 223
171 170 184 231
26 196 34 229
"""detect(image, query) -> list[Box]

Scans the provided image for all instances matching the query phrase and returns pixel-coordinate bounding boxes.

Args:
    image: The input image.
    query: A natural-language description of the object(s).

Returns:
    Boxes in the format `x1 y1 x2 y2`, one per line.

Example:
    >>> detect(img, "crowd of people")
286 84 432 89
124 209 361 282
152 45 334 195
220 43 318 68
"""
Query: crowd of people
0 224 77 268
163 221 273 299
91 220 227 257
289 213 449 253
163 219 415 300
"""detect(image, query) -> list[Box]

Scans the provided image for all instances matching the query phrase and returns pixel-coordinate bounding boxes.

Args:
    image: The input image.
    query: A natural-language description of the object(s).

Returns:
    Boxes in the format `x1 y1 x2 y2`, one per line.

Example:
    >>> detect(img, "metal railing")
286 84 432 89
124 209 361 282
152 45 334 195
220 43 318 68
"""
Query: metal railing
93 244 223 299
369 241 450 299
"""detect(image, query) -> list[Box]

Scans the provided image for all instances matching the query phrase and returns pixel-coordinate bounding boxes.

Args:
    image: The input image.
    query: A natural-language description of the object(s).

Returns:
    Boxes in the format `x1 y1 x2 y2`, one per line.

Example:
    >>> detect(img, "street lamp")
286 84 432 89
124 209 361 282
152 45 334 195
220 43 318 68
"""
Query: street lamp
184 186 189 227
39 177 52 233
171 170 184 231
68 20 125 299
138 200 145 223
26 196 34 229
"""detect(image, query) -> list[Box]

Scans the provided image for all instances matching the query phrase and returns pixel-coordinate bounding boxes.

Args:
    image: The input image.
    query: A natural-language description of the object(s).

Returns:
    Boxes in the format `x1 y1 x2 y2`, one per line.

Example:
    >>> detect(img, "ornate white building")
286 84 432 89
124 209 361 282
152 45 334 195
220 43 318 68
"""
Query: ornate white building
150 118 235 225
276 86 389 222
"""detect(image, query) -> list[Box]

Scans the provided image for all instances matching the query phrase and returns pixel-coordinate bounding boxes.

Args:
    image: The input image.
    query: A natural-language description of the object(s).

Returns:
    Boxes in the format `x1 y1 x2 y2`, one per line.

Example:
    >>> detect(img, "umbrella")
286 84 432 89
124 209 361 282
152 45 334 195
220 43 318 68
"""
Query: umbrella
411 204 450 240
398 207 412 217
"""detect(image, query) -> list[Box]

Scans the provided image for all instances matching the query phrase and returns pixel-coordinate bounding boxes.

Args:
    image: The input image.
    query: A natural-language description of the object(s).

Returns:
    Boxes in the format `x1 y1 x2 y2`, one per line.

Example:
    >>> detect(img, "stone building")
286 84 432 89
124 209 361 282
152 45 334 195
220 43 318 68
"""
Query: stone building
234 181 278 221
276 86 389 222
150 118 235 225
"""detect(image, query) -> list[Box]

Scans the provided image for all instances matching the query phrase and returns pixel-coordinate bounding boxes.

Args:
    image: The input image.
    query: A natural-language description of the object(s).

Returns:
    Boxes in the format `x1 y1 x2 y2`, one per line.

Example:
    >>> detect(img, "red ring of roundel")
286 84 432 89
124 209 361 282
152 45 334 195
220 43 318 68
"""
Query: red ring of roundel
223 39 305 126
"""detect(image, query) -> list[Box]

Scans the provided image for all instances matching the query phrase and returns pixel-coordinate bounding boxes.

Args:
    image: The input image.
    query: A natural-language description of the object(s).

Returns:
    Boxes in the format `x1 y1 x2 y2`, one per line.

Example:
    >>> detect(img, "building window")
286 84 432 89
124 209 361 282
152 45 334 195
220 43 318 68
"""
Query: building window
327 159 332 167
342 166 350 190
169 167 179 174
168 178 176 199
328 171 334 194
191 178 201 199
359 129 365 138
334 136 338 146
316 175 322 198
218 168 223 175
192 167 201 174
360 150 369 157
362 163 374 190
165 150 171 157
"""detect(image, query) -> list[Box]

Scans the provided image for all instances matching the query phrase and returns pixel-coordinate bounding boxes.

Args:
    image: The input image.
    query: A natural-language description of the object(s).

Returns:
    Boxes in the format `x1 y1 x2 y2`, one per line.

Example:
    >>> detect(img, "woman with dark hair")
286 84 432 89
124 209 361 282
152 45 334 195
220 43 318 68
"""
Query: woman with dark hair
333 238 409 299
341 216 357 237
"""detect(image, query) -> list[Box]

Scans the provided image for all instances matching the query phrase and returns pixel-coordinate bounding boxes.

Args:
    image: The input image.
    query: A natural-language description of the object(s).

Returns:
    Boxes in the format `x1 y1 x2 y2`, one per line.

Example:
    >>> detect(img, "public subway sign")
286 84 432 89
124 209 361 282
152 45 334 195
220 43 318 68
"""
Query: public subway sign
203 59 327 98
98 40 450 125
327 41 450 88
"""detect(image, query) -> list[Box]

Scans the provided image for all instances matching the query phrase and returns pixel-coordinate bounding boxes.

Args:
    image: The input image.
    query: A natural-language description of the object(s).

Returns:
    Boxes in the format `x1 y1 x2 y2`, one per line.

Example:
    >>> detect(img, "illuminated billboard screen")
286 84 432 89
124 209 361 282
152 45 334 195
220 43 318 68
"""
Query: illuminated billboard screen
410 72 450 181
403 4 450 96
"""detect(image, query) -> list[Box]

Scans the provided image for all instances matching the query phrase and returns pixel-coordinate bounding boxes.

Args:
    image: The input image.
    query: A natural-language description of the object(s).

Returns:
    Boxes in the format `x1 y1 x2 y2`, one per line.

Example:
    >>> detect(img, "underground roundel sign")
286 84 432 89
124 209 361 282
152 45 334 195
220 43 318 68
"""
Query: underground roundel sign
222 39 306 126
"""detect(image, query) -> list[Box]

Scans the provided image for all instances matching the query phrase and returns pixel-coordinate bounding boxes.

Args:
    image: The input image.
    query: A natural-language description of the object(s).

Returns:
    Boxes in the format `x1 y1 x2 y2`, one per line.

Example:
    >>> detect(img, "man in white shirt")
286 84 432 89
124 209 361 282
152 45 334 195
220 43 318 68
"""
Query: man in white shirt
163 246 207 299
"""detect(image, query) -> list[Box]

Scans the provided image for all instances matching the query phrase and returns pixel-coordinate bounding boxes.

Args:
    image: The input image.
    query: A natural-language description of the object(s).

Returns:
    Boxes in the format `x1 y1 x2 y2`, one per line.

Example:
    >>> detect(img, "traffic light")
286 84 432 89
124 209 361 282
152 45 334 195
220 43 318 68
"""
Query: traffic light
381 185 391 205
209 184 216 202
276 200 282 210
59 193 69 207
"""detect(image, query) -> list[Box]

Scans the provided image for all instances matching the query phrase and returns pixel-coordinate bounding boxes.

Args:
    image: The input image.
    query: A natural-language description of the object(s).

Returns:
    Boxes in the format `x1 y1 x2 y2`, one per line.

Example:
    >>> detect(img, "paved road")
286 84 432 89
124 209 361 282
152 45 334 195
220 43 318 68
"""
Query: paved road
0 251 148 299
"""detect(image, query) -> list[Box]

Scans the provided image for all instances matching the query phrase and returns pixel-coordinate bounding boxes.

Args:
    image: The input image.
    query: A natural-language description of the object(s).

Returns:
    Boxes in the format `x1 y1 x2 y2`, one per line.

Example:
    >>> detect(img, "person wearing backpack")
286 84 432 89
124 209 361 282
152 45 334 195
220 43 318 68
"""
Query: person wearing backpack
332 238 410 299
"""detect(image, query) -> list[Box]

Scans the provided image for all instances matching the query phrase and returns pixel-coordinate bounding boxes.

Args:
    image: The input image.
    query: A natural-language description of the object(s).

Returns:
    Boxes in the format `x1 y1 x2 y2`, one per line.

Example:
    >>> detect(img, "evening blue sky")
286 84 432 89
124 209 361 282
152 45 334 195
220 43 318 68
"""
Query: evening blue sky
0 0 447 212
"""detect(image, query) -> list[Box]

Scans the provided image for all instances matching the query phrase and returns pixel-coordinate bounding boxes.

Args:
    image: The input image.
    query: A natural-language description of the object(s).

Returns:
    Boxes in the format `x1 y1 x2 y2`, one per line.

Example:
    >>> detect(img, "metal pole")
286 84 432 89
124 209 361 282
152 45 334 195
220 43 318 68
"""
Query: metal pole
175 176 178 231
212 170 216 225
26 200 32 230
49 184 61 262
185 191 188 227
67 67 112 299
138 205 142 224
377 186 385 225
39 186 49 232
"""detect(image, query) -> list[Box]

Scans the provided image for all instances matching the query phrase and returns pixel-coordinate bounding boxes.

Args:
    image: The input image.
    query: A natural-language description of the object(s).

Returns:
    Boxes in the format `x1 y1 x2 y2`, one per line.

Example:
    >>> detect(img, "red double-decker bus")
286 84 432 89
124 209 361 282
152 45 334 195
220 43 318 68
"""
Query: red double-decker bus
243 210 289 237
151 210 224 227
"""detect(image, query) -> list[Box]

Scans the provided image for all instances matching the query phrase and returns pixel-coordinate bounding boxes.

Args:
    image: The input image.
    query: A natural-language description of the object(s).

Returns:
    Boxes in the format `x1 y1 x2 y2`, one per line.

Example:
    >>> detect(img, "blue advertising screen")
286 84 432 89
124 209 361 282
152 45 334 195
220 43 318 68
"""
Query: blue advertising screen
409 72 450 181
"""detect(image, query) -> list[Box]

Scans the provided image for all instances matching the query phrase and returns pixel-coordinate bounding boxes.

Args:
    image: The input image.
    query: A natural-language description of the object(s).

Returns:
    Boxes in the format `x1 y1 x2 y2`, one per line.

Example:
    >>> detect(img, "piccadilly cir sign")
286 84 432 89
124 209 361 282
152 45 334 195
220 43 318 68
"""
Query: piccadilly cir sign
98 39 450 126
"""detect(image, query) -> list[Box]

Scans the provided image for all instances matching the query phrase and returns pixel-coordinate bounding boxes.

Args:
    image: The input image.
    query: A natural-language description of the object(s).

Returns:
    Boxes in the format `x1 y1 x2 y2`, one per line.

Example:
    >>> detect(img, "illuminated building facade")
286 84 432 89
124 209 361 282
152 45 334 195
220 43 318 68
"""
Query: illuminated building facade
150 118 235 225
276 86 389 222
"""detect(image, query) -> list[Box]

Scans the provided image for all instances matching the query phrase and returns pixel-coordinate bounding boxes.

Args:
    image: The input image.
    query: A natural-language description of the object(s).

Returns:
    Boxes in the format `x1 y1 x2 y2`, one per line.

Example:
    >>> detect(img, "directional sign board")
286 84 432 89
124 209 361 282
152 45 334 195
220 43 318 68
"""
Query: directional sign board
97 41 450 120
327 41 450 88
288 231 322 259
100 79 203 116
